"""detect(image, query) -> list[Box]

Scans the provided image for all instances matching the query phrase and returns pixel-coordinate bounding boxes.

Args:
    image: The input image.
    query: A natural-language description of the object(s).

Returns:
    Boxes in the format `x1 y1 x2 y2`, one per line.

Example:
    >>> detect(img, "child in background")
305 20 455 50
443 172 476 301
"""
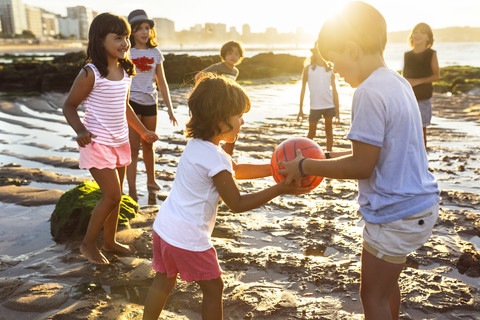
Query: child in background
403 22 440 148
63 13 158 265
126 9 178 201
195 40 244 82
194 41 244 156
298 45 340 151
142 74 304 320
280 2 439 319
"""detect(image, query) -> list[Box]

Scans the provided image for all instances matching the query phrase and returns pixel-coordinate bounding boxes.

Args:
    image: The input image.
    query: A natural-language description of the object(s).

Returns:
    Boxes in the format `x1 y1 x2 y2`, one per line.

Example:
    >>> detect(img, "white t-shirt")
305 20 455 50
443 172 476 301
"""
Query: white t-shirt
347 67 439 223
153 138 233 251
307 65 334 110
129 47 165 106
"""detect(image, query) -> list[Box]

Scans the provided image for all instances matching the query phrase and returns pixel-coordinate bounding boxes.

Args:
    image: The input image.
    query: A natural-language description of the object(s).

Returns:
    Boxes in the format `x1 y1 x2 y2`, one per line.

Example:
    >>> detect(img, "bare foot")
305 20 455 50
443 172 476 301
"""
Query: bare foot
80 242 109 265
102 241 137 255
147 182 161 193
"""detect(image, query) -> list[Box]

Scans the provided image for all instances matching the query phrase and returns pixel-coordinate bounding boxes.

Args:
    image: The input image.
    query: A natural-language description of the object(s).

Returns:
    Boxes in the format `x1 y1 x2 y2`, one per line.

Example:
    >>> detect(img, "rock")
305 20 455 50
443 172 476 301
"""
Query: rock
4 282 69 312
50 180 138 242
457 244 480 277
0 185 64 206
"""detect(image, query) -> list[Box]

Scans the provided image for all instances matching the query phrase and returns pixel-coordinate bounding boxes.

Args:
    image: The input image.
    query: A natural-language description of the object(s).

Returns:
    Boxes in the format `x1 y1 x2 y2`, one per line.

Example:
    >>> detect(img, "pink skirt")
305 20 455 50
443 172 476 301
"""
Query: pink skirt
152 231 222 282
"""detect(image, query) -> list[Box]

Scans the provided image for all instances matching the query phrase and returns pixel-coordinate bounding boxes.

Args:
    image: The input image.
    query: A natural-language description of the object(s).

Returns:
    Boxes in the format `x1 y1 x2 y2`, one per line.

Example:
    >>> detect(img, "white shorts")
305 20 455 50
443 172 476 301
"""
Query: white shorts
363 202 439 264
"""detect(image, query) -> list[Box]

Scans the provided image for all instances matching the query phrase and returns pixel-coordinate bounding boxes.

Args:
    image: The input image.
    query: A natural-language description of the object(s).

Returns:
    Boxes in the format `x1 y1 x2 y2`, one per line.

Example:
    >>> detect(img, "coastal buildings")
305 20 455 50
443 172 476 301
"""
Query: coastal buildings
0 0 27 35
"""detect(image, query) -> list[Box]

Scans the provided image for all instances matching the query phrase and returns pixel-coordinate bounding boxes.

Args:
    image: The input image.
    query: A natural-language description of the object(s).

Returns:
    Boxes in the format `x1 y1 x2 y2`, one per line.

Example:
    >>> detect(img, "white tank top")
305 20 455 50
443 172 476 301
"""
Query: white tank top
83 63 131 146
307 65 334 110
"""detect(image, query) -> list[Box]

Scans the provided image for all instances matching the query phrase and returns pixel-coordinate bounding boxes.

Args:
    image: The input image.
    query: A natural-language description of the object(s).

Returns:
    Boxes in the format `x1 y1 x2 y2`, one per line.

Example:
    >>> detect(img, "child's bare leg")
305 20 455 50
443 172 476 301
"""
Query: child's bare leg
143 272 177 320
141 115 161 191
197 276 224 320
127 125 141 201
360 249 404 320
422 127 427 148
81 168 123 264
102 166 136 254
307 121 318 140
324 117 333 151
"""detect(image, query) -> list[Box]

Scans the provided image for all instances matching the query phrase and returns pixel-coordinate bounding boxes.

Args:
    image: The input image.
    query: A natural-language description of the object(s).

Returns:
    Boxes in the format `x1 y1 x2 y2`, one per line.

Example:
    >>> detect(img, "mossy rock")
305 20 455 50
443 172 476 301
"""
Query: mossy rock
50 180 138 243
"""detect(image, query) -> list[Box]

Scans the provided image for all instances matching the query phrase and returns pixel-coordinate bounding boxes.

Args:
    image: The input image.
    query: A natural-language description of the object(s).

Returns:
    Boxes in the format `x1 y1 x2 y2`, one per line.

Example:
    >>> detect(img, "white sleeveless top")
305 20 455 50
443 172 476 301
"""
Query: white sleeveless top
307 65 334 110
82 63 131 147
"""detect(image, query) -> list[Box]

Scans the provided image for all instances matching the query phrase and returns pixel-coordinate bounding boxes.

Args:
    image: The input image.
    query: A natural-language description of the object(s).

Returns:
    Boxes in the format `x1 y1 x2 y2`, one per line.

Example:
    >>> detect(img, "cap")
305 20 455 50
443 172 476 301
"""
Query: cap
127 9 154 27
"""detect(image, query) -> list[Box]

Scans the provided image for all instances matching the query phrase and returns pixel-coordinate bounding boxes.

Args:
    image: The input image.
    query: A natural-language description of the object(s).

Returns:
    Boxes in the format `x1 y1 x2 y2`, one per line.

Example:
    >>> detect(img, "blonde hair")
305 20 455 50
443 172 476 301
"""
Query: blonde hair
317 1 386 62
408 23 434 48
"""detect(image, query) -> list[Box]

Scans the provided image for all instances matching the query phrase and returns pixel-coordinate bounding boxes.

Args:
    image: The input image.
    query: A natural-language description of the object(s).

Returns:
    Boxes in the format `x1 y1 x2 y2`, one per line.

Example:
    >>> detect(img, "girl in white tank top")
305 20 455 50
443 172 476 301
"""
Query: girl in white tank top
298 46 340 151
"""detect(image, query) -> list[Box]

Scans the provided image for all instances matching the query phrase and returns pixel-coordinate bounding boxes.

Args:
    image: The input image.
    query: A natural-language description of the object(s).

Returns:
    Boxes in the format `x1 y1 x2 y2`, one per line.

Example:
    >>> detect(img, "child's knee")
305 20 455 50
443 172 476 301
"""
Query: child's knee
199 277 224 297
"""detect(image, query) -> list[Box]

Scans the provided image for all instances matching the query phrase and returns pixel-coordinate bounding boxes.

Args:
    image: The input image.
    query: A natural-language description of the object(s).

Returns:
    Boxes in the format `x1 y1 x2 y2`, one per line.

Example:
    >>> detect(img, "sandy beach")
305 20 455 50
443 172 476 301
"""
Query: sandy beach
0 82 479 319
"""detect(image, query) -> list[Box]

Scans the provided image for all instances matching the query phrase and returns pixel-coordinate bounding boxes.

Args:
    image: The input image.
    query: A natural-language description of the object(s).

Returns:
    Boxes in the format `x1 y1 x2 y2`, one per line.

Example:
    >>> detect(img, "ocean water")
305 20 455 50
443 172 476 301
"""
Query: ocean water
163 41 480 69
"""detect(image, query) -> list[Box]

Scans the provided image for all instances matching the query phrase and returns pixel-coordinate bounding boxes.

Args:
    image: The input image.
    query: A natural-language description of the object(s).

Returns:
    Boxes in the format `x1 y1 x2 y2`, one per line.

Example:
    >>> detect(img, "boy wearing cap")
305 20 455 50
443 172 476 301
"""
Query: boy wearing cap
280 2 439 319
126 9 177 202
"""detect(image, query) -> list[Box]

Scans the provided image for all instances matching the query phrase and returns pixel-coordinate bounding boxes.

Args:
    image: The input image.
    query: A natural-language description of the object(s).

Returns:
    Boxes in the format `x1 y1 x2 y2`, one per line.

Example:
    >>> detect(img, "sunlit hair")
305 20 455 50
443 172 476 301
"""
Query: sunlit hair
185 73 251 140
220 41 244 61
317 1 387 62
84 12 135 78
305 46 330 71
408 22 434 48
130 21 158 48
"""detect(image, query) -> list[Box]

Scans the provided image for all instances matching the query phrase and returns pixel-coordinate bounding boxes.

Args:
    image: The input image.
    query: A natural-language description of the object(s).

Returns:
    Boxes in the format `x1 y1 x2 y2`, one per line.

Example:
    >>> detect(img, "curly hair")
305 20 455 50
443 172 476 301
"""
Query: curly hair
185 73 251 140
84 13 135 78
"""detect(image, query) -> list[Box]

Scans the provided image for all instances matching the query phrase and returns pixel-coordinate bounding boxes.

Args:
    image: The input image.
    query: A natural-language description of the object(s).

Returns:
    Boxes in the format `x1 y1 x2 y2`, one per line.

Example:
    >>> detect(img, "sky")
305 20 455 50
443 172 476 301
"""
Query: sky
23 0 480 34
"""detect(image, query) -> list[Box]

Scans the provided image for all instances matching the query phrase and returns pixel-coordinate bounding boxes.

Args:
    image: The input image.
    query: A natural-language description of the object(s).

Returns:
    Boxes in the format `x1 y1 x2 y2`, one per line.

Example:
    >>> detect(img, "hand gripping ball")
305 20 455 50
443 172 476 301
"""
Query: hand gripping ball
270 137 325 191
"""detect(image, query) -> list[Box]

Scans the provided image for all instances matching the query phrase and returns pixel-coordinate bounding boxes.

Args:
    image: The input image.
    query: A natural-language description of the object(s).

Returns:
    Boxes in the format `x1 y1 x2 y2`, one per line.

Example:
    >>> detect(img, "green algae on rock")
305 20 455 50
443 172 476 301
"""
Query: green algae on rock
50 180 138 242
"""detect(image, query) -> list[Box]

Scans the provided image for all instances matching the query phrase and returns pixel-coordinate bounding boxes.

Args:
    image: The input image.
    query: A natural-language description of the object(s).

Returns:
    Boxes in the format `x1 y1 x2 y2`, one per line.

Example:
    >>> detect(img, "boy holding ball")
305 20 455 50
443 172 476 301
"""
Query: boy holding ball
280 2 439 319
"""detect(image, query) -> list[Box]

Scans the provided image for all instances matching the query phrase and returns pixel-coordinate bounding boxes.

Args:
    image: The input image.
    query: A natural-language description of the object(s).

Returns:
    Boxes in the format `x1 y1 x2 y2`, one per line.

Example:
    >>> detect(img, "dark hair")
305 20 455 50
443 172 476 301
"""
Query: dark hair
317 1 386 62
408 22 434 48
84 12 135 78
130 21 158 48
186 73 251 140
220 41 244 60
306 46 330 71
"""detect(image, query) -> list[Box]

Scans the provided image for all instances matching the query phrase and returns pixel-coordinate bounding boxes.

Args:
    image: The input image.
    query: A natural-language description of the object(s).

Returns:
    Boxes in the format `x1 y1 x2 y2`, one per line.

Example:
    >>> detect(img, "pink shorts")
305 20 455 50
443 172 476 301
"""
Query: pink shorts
79 141 131 170
152 231 222 282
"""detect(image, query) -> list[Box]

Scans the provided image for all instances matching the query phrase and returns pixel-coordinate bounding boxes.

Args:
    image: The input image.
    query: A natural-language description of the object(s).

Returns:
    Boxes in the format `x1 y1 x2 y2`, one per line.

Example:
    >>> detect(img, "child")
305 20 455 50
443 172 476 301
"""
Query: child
62 13 159 265
195 40 244 82
194 41 244 156
126 9 178 202
403 22 440 148
298 45 340 151
279 2 440 319
142 74 304 320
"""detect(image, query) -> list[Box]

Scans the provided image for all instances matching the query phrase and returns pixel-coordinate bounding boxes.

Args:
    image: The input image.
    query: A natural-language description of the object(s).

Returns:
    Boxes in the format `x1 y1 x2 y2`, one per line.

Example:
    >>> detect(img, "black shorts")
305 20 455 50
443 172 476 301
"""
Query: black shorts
308 108 336 122
129 100 157 117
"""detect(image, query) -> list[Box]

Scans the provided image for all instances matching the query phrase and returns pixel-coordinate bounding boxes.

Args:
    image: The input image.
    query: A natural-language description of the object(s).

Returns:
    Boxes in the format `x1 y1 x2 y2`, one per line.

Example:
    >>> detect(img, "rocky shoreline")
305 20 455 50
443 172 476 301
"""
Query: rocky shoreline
0 88 479 319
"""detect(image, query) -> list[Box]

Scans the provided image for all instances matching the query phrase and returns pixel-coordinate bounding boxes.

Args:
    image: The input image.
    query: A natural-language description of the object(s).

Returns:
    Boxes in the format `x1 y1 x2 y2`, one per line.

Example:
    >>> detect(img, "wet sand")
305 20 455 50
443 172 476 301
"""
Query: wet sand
0 87 479 319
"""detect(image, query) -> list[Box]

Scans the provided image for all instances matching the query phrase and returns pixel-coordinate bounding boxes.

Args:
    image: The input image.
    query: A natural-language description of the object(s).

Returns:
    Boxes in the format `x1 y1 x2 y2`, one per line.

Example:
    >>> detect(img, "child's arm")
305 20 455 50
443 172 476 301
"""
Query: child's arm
62 67 95 147
233 163 271 180
126 91 159 144
212 170 302 213
298 66 309 121
406 51 440 87
155 62 178 126
331 73 340 125
279 140 379 184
